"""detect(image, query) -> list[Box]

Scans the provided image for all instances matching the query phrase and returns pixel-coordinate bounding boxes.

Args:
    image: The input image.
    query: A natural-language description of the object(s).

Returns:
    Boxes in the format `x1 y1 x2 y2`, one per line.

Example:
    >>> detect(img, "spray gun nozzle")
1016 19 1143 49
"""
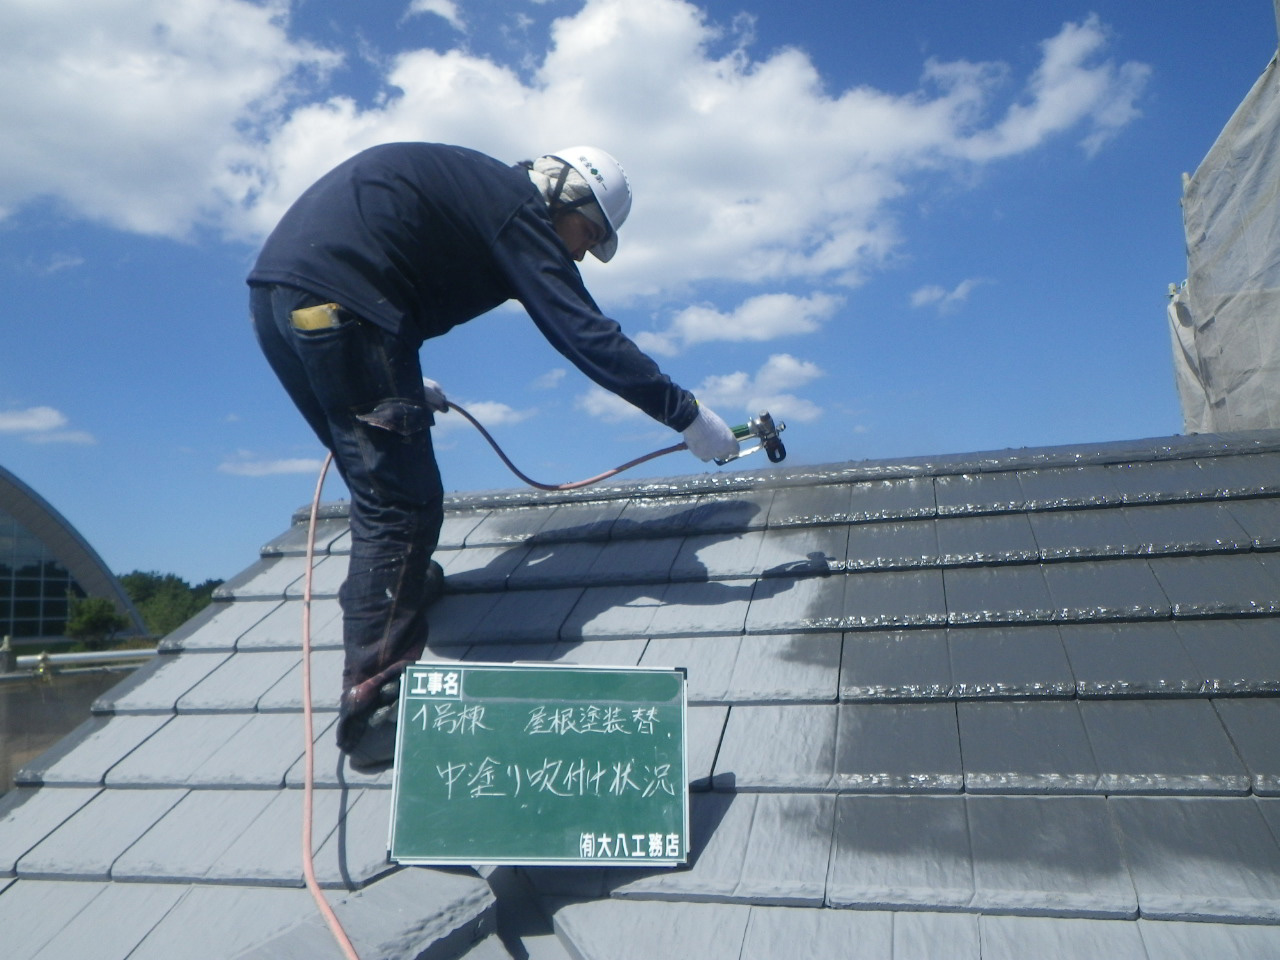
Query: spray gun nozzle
720 411 787 465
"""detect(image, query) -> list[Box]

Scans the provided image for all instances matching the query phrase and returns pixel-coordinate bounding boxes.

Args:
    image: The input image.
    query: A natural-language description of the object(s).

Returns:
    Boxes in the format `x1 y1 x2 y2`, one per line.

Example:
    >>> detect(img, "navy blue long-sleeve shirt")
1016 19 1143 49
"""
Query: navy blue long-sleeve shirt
248 142 698 431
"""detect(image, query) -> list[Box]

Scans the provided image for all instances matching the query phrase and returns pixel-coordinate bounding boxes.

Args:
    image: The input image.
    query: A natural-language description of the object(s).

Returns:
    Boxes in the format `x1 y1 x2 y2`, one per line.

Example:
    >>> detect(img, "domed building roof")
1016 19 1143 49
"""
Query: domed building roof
0 464 144 640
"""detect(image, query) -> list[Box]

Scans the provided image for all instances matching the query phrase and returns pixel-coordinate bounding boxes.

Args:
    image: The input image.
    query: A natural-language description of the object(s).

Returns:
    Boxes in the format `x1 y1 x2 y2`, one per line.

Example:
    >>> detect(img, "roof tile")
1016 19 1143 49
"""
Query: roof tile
840 630 952 701
967 795 1136 917
1113 797 1280 921
1081 700 1250 794
958 701 1099 793
827 795 972 910
834 702 962 792
948 625 1074 698
17 788 187 880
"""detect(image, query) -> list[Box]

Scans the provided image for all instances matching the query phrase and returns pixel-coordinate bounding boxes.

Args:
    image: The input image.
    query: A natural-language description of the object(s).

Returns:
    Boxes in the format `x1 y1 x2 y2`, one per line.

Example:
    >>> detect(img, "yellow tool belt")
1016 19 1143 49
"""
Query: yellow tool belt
289 302 343 331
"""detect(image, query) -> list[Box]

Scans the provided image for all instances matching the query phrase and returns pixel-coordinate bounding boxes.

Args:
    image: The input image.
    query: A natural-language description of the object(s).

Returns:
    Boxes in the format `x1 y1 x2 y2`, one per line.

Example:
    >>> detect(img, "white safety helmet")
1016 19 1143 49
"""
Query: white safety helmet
548 146 632 262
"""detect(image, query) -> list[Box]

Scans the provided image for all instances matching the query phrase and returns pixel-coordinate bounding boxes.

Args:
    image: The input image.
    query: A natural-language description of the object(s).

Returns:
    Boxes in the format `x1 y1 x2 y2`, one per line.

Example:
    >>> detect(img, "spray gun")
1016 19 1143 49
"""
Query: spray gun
719 411 787 465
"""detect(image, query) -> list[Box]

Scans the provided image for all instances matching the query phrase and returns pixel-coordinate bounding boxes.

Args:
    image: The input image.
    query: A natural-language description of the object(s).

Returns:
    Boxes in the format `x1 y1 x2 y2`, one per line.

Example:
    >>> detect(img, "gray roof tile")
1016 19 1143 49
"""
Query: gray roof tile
17 788 186 880
286 554 347 598
1224 496 1280 548
19 715 169 787
1060 622 1204 697
1027 508 1138 560
0 787 100 874
936 513 1039 565
979 914 1149 960
236 597 341 650
736 792 836 904
725 633 840 703
715 704 836 790
834 702 962 792
840 630 952 700
177 649 302 712
848 478 936 521
105 714 252 786
958 701 1099 794
765 483 853 526
739 901 893 956
1017 465 1123 510
841 569 947 628
844 521 935 570
257 647 345 711
29 881 190 960
506 541 604 589
1112 797 1280 921
123 885 321 960
1212 699 1280 795
671 530 765 580
1108 459 1215 503
95 651 233 715
935 471 1026 515
111 789 279 882
0 880 122 959
647 578 753 637
1080 700 1250 794
586 535 682 583
743 572 844 633
1136 917 1280 959
967 796 1136 917
561 585 656 640
944 565 1054 625
554 898 752 960
1150 554 1280 617
439 543 530 591
1176 619 1280 694
948 626 1074 698
1120 502 1252 553
893 912 981 959
161 598 280 653
1040 559 1171 621
827 795 973 910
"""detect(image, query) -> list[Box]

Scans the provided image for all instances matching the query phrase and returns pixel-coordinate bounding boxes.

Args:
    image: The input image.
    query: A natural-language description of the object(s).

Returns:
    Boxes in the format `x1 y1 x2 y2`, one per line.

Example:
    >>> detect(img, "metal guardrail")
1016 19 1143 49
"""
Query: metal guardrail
14 649 156 670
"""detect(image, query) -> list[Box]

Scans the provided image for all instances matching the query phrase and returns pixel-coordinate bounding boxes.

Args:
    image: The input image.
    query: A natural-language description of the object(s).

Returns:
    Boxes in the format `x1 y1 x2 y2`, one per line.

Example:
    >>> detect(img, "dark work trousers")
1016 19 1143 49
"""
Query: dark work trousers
250 283 443 729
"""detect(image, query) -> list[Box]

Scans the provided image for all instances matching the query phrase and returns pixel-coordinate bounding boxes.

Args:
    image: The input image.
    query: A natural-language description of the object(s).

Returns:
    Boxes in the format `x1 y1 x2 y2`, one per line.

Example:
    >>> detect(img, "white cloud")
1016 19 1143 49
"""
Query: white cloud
0 406 68 433
575 388 645 423
25 430 98 446
533 368 567 390
692 353 825 423
910 277 989 312
0 405 97 444
577 352 824 426
636 292 843 356
0 0 1149 295
407 0 466 31
0 0 338 237
434 400 537 433
218 453 326 476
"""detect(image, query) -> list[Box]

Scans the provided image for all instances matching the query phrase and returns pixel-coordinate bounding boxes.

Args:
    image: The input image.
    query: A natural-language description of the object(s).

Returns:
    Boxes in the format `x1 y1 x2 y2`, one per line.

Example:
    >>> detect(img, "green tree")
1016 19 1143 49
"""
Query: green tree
65 595 130 651
118 570 223 638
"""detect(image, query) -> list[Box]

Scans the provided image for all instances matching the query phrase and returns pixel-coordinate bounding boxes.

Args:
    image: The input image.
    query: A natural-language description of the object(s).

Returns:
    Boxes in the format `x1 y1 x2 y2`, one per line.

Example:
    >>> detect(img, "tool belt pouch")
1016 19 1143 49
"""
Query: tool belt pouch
290 302 344 331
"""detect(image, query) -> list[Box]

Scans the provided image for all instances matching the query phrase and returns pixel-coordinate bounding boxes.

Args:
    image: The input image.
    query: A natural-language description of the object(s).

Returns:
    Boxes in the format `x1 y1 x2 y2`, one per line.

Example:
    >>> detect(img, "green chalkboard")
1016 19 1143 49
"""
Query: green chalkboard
388 661 688 866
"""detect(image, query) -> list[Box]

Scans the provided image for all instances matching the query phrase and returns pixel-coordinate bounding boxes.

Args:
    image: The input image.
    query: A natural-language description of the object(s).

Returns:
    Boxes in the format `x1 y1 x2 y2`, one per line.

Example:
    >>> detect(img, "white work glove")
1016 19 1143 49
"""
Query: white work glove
682 403 739 463
422 378 449 413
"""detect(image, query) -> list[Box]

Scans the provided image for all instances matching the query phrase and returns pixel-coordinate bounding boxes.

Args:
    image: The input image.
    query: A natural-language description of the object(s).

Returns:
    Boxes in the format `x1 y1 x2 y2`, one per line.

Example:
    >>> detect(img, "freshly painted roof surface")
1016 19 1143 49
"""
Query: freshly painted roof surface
4 430 1280 958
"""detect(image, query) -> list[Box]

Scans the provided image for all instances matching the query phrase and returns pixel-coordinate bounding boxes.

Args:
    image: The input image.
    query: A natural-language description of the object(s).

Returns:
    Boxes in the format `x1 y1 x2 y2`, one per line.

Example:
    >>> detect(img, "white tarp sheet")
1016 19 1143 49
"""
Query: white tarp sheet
1176 54 1280 432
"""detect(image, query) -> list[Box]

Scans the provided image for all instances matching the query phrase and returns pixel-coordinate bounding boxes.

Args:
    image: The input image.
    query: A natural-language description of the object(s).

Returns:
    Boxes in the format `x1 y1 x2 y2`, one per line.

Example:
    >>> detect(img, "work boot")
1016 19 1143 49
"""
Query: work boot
424 558 445 605
338 677 401 773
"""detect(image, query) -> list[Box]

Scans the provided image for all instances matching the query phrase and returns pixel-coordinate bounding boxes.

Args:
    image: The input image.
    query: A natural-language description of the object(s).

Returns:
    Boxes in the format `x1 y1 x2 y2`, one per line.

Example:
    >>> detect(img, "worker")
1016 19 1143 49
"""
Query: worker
247 142 738 770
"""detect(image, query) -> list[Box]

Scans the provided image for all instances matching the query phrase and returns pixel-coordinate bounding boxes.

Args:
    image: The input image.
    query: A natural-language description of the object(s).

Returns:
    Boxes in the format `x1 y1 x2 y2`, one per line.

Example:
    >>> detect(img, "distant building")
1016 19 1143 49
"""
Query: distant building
0 464 144 642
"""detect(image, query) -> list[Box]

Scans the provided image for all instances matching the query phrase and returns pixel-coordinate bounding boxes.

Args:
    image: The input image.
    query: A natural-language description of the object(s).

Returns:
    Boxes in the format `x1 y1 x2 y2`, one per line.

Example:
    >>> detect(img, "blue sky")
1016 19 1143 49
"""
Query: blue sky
0 0 1274 584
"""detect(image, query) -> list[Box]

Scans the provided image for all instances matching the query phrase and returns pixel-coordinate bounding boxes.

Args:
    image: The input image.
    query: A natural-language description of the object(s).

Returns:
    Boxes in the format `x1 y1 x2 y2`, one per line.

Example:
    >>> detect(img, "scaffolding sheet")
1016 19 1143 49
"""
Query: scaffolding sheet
1177 54 1280 432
